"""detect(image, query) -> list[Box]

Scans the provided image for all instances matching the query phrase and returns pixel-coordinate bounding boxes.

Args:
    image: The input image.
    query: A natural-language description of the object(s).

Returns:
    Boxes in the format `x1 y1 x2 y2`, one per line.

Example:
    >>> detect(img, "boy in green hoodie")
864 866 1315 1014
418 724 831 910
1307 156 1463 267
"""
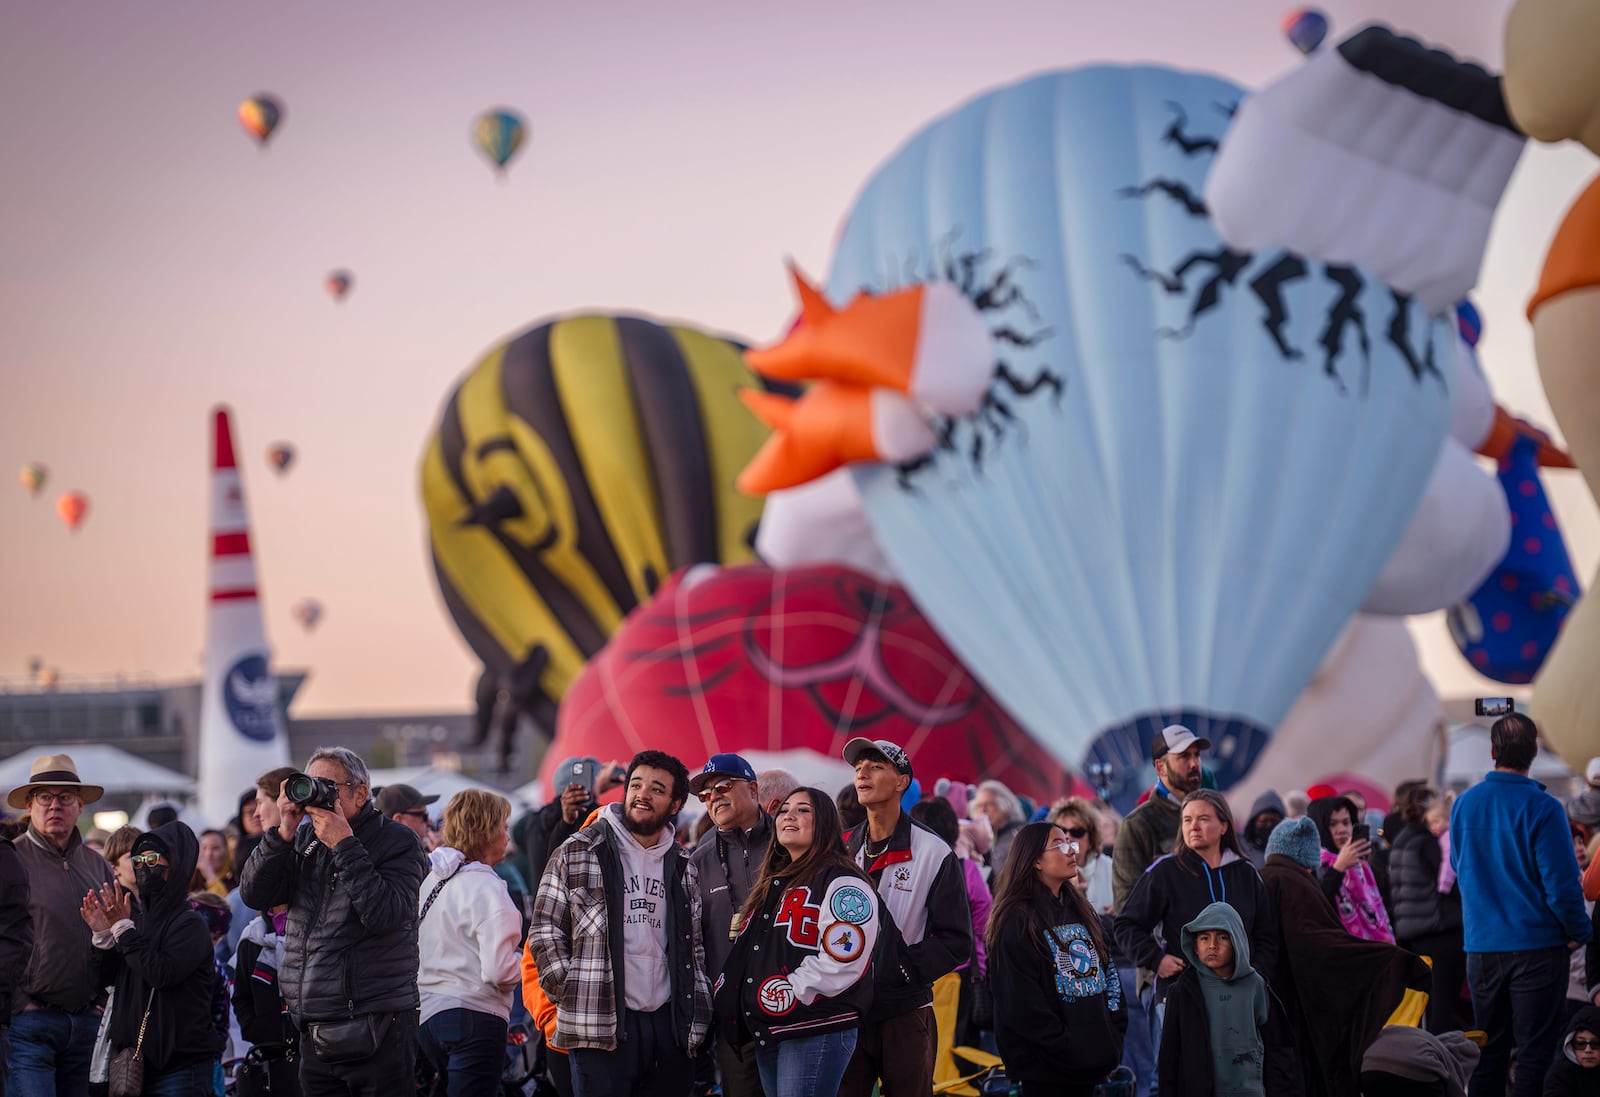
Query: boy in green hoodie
1158 902 1298 1097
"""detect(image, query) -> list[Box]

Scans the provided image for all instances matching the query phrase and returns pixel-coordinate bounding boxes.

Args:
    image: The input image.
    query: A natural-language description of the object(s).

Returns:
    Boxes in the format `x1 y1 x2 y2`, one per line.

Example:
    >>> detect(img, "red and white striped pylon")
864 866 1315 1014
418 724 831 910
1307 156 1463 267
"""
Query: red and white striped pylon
197 406 290 825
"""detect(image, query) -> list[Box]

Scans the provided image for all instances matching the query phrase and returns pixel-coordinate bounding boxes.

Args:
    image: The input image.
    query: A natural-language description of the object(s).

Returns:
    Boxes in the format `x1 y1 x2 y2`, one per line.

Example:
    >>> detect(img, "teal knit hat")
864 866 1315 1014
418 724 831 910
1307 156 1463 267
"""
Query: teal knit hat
1265 816 1321 869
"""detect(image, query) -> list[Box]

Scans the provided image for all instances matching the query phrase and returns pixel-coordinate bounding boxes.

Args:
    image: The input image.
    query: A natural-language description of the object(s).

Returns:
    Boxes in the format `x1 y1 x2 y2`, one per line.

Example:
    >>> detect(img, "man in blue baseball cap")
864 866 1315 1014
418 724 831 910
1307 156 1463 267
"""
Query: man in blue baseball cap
688 753 768 1097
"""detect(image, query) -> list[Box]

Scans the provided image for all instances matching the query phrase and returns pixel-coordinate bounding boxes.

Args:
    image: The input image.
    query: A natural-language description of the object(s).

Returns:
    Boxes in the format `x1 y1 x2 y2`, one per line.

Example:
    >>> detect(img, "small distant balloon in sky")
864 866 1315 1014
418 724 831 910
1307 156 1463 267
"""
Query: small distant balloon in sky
56 491 88 532
238 94 284 146
19 463 46 496
267 444 295 475
1283 8 1330 55
325 270 353 301
292 598 323 631
471 109 526 176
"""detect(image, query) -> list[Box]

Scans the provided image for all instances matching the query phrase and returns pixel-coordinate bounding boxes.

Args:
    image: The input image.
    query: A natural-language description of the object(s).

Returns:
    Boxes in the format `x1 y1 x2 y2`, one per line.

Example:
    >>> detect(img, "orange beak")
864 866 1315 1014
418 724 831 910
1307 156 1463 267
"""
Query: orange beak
744 265 925 395
736 382 935 494
1475 405 1575 468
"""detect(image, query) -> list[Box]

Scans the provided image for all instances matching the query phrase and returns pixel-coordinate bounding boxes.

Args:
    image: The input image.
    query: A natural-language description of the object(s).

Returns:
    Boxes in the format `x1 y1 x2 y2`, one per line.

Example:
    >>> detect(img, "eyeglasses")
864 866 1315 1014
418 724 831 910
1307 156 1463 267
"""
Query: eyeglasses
31 792 80 808
396 809 430 821
1046 839 1081 856
130 852 166 867
1576 1038 1600 1051
697 779 745 803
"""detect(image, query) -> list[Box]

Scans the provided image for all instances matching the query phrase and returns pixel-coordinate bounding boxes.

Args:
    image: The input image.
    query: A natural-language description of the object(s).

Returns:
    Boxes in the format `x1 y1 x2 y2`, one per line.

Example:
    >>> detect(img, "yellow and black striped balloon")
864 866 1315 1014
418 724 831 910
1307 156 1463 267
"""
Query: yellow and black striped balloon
421 312 784 729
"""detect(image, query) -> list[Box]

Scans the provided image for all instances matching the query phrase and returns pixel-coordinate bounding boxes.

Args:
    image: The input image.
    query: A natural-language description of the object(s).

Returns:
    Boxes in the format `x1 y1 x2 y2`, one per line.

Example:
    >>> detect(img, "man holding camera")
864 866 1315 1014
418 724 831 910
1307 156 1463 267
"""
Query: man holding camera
239 747 428 1096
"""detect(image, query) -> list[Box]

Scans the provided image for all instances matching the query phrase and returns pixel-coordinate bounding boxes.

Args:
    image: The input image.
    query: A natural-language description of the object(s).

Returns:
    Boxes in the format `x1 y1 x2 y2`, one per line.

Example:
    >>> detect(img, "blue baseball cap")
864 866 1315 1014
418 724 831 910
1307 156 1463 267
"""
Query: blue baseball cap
690 753 759 794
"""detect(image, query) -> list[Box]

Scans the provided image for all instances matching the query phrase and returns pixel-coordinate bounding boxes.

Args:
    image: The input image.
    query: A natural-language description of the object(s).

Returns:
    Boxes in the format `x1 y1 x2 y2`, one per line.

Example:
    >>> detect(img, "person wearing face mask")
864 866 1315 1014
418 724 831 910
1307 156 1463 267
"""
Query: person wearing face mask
714 788 881 1097
687 754 770 1097
230 901 298 1096
81 821 222 1095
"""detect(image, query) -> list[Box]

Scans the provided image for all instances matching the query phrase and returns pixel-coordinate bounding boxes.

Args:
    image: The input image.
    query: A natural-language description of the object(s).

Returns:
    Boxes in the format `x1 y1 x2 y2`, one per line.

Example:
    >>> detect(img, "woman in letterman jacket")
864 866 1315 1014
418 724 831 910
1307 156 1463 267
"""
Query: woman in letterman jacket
713 787 881 1097
1113 789 1277 1003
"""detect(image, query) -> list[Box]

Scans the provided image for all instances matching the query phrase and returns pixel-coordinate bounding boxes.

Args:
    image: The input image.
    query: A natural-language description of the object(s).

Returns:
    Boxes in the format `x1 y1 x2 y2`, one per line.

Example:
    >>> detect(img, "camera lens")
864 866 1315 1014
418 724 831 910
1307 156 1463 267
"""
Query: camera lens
285 773 315 805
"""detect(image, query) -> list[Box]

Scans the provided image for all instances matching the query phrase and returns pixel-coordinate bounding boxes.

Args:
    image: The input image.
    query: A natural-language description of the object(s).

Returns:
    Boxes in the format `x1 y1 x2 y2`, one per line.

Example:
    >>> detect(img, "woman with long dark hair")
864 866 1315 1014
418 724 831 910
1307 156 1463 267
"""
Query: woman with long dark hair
713 787 880 1097
987 821 1127 1097
1305 795 1393 943
1113 789 1277 1002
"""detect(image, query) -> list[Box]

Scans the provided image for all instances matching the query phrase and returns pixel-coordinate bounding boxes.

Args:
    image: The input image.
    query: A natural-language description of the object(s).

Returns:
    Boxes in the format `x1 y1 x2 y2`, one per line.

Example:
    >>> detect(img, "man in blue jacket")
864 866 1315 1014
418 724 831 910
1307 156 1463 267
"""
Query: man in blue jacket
1451 712 1590 1097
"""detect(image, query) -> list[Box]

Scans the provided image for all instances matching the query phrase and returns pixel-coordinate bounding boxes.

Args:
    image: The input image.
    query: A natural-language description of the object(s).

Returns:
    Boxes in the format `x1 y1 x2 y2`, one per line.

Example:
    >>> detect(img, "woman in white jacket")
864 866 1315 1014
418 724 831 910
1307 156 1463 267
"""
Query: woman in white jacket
417 789 524 1096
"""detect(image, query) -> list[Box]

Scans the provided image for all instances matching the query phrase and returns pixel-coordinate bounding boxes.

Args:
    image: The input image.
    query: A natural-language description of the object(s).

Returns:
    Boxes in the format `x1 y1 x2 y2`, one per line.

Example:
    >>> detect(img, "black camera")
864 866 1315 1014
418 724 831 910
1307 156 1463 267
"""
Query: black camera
284 772 340 811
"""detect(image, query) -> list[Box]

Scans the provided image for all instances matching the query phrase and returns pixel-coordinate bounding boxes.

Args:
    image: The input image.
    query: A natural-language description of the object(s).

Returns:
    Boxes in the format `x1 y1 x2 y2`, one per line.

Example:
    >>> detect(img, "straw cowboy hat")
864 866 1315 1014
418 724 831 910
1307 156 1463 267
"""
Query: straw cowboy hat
6 753 105 810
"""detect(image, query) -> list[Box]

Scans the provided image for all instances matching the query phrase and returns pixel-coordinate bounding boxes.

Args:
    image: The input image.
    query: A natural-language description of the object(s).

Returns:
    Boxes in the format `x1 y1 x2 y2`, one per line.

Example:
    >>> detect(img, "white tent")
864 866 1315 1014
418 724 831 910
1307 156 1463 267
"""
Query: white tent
366 766 534 819
1441 723 1579 793
0 744 197 799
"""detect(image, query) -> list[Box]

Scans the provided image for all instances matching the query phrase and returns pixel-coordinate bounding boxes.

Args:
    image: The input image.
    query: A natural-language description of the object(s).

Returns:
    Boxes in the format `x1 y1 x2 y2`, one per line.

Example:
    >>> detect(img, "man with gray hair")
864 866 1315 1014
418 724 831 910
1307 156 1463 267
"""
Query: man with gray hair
755 768 799 817
970 780 1026 876
240 746 428 1096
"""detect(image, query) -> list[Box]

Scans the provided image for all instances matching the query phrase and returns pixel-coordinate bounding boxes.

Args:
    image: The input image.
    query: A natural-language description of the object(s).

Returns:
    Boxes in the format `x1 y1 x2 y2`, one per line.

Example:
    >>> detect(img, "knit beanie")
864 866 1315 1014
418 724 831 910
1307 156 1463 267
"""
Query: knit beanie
1265 816 1321 869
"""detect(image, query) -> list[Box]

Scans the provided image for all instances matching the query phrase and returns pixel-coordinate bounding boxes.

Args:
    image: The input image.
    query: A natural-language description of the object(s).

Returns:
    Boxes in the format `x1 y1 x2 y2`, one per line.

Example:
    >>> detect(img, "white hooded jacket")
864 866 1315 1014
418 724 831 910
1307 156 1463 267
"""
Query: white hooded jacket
417 846 524 1023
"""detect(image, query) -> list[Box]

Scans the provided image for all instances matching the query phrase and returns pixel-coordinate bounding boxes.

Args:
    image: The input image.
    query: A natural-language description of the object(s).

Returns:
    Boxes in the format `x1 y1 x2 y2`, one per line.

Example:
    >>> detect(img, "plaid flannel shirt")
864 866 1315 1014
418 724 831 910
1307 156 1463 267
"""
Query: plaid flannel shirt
529 812 712 1052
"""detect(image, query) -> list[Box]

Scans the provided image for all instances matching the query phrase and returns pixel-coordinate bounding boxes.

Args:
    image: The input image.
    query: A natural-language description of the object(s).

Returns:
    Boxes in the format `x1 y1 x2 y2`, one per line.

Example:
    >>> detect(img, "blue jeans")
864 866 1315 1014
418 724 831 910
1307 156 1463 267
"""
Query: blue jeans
1117 967 1155 1097
6 1006 100 1097
1467 947 1569 1097
756 1029 858 1097
143 1060 217 1097
419 1008 508 1097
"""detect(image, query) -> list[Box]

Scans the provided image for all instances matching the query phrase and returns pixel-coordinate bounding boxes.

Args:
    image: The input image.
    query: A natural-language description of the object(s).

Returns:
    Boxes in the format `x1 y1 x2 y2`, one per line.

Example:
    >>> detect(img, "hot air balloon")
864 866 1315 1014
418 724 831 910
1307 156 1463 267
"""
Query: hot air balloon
238 94 283 146
1282 8 1330 55
547 562 1071 803
325 270 352 301
471 109 525 176
56 491 88 532
292 598 324 632
266 443 295 475
421 312 792 767
1526 173 1600 768
748 63 1464 811
19 463 46 496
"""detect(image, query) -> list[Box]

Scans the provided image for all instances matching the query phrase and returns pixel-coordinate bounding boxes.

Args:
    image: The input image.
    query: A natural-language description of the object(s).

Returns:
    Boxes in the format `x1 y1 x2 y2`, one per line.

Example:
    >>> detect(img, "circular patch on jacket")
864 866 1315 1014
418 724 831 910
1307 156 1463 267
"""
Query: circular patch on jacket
1067 938 1096 976
830 885 873 924
822 921 866 962
758 976 796 1015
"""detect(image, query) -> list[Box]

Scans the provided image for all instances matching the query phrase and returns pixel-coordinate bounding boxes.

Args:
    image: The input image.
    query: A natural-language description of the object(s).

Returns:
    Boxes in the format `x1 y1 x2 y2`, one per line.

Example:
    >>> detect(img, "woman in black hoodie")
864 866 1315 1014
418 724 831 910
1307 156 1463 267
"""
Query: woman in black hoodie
82 820 222 1096
1114 790 1277 1003
988 821 1127 1097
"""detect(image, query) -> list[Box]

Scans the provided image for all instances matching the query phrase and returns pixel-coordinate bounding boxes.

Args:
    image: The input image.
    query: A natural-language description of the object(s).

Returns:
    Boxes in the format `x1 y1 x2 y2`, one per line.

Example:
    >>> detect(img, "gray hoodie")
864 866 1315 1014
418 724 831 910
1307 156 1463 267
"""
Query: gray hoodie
1182 902 1269 1097
1240 791 1287 870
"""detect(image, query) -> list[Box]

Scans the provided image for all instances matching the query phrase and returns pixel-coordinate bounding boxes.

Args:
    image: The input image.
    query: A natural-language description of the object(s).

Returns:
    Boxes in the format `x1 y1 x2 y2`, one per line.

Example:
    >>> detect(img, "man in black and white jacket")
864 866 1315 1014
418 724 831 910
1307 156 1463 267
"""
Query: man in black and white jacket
840 737 971 1097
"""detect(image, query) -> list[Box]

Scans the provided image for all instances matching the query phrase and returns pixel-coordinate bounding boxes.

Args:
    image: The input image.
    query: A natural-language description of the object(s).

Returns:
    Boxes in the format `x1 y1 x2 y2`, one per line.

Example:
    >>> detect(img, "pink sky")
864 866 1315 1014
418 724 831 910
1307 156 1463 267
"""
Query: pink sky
2 0 1595 715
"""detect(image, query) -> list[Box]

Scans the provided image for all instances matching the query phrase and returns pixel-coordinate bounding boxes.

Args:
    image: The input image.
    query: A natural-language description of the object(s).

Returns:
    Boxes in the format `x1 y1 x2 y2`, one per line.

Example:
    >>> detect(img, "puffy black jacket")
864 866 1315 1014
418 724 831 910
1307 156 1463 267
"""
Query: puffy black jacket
103 822 221 1073
690 812 772 981
0 839 31 1011
239 802 428 1025
1387 822 1461 943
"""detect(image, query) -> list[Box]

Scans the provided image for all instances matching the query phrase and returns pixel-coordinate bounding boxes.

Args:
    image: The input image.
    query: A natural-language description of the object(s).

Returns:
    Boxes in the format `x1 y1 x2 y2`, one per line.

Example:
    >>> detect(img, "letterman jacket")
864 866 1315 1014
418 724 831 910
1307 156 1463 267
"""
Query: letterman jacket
845 811 972 1019
713 865 880 1050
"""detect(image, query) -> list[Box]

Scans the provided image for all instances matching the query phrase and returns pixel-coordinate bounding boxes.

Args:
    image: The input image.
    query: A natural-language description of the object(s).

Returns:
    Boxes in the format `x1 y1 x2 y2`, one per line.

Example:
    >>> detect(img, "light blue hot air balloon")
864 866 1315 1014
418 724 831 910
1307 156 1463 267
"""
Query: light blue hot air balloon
821 66 1456 809
472 108 526 176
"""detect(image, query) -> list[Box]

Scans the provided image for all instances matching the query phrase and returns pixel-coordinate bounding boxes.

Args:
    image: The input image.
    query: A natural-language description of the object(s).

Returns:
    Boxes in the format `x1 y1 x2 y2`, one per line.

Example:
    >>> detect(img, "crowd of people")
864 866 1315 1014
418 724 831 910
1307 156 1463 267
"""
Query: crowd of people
0 710 1597 1097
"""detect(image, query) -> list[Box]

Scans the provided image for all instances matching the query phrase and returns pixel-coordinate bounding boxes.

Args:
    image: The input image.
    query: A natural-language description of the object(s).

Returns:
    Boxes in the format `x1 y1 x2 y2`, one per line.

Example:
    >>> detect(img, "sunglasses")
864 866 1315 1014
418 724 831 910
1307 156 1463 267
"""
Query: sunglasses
130 851 166 867
1061 826 1090 839
1577 1039 1600 1051
396 809 430 821
697 779 746 803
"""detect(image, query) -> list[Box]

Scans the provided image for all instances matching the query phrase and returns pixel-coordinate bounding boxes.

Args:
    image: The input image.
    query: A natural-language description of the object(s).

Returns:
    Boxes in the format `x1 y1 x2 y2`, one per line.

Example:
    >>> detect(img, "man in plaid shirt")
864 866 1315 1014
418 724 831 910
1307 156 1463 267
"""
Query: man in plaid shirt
530 750 712 1097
